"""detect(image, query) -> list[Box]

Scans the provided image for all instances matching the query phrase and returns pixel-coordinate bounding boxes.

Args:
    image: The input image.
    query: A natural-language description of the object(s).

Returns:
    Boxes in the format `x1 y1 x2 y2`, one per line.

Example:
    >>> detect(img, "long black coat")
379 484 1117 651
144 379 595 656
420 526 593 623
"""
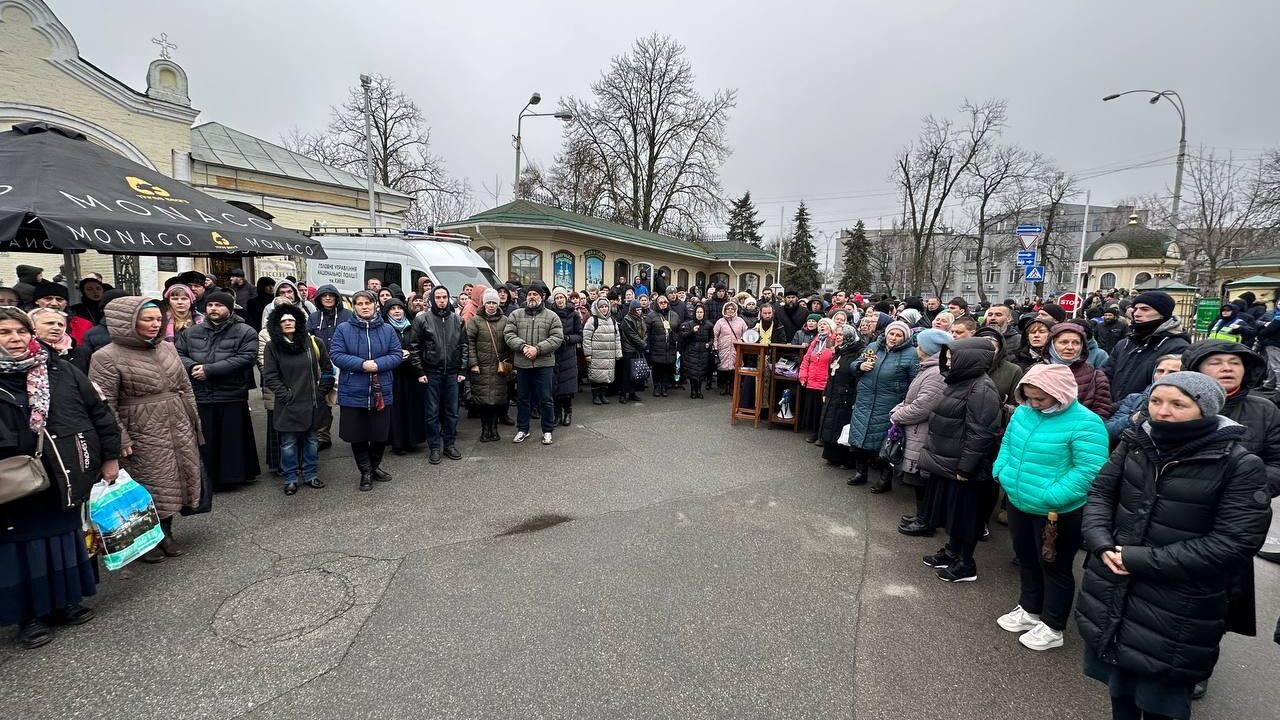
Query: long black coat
1077 421 1271 684
917 340 1003 481
819 340 866 445
261 304 335 433
551 305 583 396
175 314 259 403
678 318 712 380
646 309 681 365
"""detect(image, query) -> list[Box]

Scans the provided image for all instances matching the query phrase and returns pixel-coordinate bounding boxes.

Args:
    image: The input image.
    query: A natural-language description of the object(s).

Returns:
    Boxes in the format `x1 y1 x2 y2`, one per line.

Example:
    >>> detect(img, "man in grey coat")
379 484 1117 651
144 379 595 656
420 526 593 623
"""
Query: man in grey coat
504 282 564 445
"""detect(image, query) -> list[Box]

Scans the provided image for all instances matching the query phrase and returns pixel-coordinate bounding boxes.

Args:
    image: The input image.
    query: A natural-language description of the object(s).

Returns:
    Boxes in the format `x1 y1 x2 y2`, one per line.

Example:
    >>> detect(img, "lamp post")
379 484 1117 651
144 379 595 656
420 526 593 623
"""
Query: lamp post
360 74 377 228
513 92 574 200
1102 89 1187 231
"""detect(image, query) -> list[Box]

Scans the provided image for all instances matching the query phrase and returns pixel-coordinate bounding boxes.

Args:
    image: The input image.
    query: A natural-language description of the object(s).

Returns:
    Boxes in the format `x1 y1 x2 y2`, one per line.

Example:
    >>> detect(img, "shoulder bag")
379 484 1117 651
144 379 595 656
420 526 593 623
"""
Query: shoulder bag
0 430 51 505
486 320 514 376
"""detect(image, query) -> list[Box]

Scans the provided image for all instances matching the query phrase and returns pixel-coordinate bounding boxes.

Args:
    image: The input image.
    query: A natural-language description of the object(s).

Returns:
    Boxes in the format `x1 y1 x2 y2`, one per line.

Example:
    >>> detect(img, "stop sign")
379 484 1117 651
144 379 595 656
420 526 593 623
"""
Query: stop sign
1058 292 1081 315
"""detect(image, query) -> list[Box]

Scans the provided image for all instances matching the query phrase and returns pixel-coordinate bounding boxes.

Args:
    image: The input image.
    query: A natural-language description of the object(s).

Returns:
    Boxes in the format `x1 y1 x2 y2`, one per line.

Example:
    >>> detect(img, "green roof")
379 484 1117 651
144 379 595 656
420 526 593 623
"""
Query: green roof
441 200 778 262
1226 274 1280 287
1224 249 1280 268
1084 219 1173 261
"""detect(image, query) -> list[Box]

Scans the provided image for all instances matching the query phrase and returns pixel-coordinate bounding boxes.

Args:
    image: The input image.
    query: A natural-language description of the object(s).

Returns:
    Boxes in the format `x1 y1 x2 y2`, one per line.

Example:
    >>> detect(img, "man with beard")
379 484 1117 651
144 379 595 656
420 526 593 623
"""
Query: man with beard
1094 304 1128 354
176 291 261 489
411 286 468 463
1102 291 1190 405
706 283 730 325
778 288 806 342
228 268 255 317
503 282 564 445
982 303 1022 359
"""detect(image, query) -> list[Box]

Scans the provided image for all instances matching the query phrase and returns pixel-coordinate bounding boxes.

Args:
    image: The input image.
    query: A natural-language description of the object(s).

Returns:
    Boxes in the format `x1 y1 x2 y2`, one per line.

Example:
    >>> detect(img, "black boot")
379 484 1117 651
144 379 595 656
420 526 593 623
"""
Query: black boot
355 445 373 491
847 457 869 486
869 467 892 494
488 412 501 442
369 443 392 482
591 388 604 405
563 406 572 426
652 383 660 398
659 381 668 397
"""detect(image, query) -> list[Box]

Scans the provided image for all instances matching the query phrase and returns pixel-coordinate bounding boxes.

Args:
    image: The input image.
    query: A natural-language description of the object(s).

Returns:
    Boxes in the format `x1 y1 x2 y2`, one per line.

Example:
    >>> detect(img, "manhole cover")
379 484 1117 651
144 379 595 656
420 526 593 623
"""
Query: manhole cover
213 569 355 647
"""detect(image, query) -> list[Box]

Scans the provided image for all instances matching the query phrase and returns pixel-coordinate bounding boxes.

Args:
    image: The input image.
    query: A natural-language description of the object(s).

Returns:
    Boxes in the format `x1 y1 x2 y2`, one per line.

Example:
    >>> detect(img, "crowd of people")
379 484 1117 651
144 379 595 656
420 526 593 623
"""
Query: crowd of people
1 261 1277 718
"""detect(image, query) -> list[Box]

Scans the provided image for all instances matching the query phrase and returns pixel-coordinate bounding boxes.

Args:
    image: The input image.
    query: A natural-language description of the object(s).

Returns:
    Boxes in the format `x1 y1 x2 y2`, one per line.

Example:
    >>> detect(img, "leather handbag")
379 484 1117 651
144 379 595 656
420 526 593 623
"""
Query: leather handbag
0 430 51 505
486 321 514 376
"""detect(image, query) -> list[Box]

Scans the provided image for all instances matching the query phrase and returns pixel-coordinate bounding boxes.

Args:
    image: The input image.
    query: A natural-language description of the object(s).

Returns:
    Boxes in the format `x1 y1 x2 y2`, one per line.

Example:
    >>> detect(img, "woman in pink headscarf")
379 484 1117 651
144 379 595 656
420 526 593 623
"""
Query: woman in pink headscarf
460 283 488 325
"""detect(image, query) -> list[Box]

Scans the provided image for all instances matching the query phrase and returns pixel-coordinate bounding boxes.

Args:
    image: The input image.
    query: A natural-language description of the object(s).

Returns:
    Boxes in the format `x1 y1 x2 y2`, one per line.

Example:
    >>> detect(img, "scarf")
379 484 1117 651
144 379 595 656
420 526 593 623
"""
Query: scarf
1130 317 1164 342
388 315 411 331
1148 415 1218 457
0 339 50 433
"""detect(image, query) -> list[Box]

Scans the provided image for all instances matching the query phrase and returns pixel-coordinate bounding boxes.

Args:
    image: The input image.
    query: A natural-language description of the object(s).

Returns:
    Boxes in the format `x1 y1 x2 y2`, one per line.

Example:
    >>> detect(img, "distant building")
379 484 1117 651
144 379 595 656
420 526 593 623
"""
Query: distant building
439 200 784 295
0 0 410 291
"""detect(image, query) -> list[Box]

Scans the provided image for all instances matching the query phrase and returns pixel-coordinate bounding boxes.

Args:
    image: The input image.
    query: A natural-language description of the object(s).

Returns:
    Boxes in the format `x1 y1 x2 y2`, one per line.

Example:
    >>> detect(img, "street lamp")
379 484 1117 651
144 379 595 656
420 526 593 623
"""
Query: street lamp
513 92 574 200
1102 89 1187 232
360 74 377 228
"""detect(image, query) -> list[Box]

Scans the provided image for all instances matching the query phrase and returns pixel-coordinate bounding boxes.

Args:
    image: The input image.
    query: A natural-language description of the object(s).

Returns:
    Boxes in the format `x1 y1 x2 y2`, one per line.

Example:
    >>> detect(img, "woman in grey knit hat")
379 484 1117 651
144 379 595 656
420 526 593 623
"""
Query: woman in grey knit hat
1076 371 1272 720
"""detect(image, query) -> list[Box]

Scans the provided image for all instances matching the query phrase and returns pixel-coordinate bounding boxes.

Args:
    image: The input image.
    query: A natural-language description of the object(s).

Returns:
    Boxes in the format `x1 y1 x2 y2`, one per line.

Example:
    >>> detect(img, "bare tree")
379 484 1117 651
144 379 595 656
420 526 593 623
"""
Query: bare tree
958 144 1041 304
928 233 964 299
406 176 477 229
283 75 457 225
519 136 611 217
1150 148 1279 291
894 99 1007 294
1032 167 1079 297
559 34 736 235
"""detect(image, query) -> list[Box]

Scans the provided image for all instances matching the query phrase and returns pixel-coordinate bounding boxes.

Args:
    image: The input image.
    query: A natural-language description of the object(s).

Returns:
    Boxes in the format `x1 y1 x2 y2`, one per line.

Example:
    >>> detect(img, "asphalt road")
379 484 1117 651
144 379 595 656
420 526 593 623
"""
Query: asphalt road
2 391 1276 719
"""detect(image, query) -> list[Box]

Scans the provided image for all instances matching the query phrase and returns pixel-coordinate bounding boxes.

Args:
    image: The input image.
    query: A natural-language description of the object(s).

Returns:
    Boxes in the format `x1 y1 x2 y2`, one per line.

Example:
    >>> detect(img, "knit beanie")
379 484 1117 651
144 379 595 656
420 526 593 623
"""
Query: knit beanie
1042 303 1068 322
1132 291 1176 319
915 329 952 356
482 288 500 304
552 286 569 300
885 320 913 340
1152 371 1226 417
806 313 822 323
204 290 235 310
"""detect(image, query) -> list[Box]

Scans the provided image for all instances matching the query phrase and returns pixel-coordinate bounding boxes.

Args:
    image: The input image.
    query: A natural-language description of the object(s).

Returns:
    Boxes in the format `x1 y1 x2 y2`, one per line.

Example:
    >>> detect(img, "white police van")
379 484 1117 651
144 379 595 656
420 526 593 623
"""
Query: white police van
305 228 500 296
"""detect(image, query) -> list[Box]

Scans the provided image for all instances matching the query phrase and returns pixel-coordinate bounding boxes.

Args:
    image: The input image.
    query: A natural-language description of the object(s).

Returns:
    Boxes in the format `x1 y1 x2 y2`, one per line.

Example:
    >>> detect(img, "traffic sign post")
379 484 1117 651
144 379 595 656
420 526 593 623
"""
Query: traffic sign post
1023 266 1045 283
1016 250 1037 266
1016 224 1042 251
1058 292 1080 314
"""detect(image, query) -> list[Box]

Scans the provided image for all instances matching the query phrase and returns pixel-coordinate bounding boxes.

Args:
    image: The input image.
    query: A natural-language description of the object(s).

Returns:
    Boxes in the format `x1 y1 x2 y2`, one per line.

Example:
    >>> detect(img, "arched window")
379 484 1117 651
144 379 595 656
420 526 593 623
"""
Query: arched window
585 251 605 288
656 266 672 294
765 273 774 289
1099 272 1117 290
553 250 575 290
677 269 689 289
1133 272 1152 286
508 247 543 287
476 247 497 273
739 272 760 296
695 272 707 290
709 272 729 289
613 259 630 286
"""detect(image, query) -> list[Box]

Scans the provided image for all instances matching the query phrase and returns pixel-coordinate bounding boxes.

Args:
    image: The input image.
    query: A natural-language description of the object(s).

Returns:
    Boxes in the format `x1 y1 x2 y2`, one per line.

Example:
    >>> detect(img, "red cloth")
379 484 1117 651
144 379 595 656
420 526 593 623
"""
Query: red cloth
67 315 93 345
798 338 835 391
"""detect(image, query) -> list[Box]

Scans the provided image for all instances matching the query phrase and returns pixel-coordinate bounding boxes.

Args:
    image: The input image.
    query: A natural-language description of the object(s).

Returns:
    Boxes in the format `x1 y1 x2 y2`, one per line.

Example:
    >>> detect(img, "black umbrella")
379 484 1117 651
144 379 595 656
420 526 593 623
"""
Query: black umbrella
0 122 326 259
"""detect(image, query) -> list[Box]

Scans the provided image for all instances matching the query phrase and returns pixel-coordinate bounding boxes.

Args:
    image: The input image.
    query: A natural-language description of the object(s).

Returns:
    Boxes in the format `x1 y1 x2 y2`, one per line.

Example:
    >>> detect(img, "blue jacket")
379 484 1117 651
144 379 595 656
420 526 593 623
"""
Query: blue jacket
848 339 919 452
1086 338 1108 369
308 284 356 345
329 313 403 409
993 400 1109 515
1106 389 1148 442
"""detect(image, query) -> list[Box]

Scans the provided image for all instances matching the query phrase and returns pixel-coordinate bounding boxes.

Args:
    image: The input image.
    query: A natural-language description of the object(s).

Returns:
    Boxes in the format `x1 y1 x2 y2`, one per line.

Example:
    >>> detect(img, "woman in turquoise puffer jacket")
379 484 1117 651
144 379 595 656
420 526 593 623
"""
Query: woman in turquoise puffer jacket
991 363 1109 653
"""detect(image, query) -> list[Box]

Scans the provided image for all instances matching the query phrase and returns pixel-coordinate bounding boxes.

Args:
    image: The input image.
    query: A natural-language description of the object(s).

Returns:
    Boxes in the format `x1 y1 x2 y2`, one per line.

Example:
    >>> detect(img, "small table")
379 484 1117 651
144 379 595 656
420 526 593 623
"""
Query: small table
730 342 769 427
765 343 807 431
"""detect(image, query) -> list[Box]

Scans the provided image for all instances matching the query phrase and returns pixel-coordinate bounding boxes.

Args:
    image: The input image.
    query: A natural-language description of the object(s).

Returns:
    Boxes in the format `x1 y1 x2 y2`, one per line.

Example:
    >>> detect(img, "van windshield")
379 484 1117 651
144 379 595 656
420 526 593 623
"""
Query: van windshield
430 265 502 291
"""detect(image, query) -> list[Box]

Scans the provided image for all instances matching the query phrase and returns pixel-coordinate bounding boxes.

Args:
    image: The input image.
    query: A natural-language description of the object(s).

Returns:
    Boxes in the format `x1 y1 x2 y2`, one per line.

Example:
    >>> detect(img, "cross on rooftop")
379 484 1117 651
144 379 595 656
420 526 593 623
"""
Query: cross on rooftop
151 32 177 60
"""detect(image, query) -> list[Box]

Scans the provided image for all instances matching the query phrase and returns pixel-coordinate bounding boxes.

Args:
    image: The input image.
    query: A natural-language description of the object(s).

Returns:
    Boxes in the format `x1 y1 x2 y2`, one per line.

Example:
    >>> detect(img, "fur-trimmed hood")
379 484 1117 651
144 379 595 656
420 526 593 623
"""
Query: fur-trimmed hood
266 302 311 354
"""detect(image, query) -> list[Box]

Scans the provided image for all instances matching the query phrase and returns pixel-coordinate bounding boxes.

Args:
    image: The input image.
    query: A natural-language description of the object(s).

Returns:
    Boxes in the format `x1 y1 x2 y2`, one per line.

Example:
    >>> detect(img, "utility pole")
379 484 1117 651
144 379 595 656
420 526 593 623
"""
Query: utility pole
360 74 377 229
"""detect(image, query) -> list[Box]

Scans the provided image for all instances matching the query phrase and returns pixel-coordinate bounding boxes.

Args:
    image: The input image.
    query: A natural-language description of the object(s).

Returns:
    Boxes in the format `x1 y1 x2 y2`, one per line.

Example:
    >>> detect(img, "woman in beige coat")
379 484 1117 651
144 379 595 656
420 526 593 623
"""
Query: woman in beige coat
89 296 203 563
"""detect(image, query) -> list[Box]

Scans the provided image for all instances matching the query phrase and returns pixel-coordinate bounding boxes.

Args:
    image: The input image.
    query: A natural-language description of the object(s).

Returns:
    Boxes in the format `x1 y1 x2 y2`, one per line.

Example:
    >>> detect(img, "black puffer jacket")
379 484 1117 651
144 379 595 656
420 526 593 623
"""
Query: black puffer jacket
1077 419 1271 684
550 304 582 396
678 317 713 380
620 312 648 354
1095 318 1128 353
409 293 467 376
1182 340 1280 496
1104 316 1190 408
818 333 867 445
174 313 259 403
646 308 681 365
917 339 1003 481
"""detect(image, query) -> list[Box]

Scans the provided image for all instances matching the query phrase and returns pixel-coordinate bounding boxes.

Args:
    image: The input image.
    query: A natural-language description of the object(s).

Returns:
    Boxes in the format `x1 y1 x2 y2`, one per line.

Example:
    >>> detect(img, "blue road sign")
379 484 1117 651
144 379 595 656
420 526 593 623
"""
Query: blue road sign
1016 224 1044 235
1016 250 1037 266
1024 265 1045 282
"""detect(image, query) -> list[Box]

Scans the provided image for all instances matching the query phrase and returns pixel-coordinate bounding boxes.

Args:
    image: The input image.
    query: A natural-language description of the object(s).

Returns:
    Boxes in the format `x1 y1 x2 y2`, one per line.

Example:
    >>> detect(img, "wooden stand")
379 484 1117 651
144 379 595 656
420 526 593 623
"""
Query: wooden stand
766 343 807 431
729 342 769 427
730 342 808 429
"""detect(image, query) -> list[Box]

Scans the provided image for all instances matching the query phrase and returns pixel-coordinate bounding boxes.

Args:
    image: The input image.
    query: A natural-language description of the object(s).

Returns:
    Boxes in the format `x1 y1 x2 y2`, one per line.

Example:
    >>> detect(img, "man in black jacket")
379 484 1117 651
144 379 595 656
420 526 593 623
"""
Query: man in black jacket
917 338 1003 583
779 289 806 342
1095 305 1128 354
175 291 261 488
1103 291 1190 408
410 286 468 463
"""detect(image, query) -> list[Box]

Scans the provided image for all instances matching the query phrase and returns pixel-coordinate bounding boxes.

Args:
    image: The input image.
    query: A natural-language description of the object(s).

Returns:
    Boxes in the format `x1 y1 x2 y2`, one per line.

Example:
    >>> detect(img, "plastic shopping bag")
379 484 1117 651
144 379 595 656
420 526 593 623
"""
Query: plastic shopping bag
88 470 163 570
837 423 852 447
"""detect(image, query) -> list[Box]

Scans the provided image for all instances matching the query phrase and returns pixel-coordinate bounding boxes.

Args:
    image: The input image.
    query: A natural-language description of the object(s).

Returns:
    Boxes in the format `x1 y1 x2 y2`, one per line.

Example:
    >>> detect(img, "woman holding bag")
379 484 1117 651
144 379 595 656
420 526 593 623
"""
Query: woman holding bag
0 307 121 649
990 364 1109 652
329 291 402 492
712 300 747 396
466 288 513 441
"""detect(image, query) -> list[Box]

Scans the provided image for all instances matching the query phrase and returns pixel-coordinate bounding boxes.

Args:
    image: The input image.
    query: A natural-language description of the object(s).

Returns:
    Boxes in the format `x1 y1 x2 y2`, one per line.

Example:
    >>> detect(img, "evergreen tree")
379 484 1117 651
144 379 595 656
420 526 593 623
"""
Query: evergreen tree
725 191 765 247
782 202 821 293
837 220 873 292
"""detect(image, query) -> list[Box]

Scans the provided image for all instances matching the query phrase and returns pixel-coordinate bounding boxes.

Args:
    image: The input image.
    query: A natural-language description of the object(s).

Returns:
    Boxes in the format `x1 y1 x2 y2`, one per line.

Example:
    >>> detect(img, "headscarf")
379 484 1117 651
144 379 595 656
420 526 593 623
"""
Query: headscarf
0 308 49 433
27 306 72 352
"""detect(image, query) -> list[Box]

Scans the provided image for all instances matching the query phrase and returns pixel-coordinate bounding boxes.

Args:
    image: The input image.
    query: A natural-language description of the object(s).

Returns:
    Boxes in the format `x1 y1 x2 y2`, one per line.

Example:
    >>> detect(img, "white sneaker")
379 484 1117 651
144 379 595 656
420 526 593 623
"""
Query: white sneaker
997 605 1041 633
1018 622 1064 651
541 432 553 445
513 431 530 444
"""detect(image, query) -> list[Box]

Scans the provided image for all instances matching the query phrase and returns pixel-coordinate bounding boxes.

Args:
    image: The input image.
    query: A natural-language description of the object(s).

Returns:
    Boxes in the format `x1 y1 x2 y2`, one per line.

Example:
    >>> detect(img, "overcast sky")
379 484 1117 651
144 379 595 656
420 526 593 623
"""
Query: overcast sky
52 0 1280 251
